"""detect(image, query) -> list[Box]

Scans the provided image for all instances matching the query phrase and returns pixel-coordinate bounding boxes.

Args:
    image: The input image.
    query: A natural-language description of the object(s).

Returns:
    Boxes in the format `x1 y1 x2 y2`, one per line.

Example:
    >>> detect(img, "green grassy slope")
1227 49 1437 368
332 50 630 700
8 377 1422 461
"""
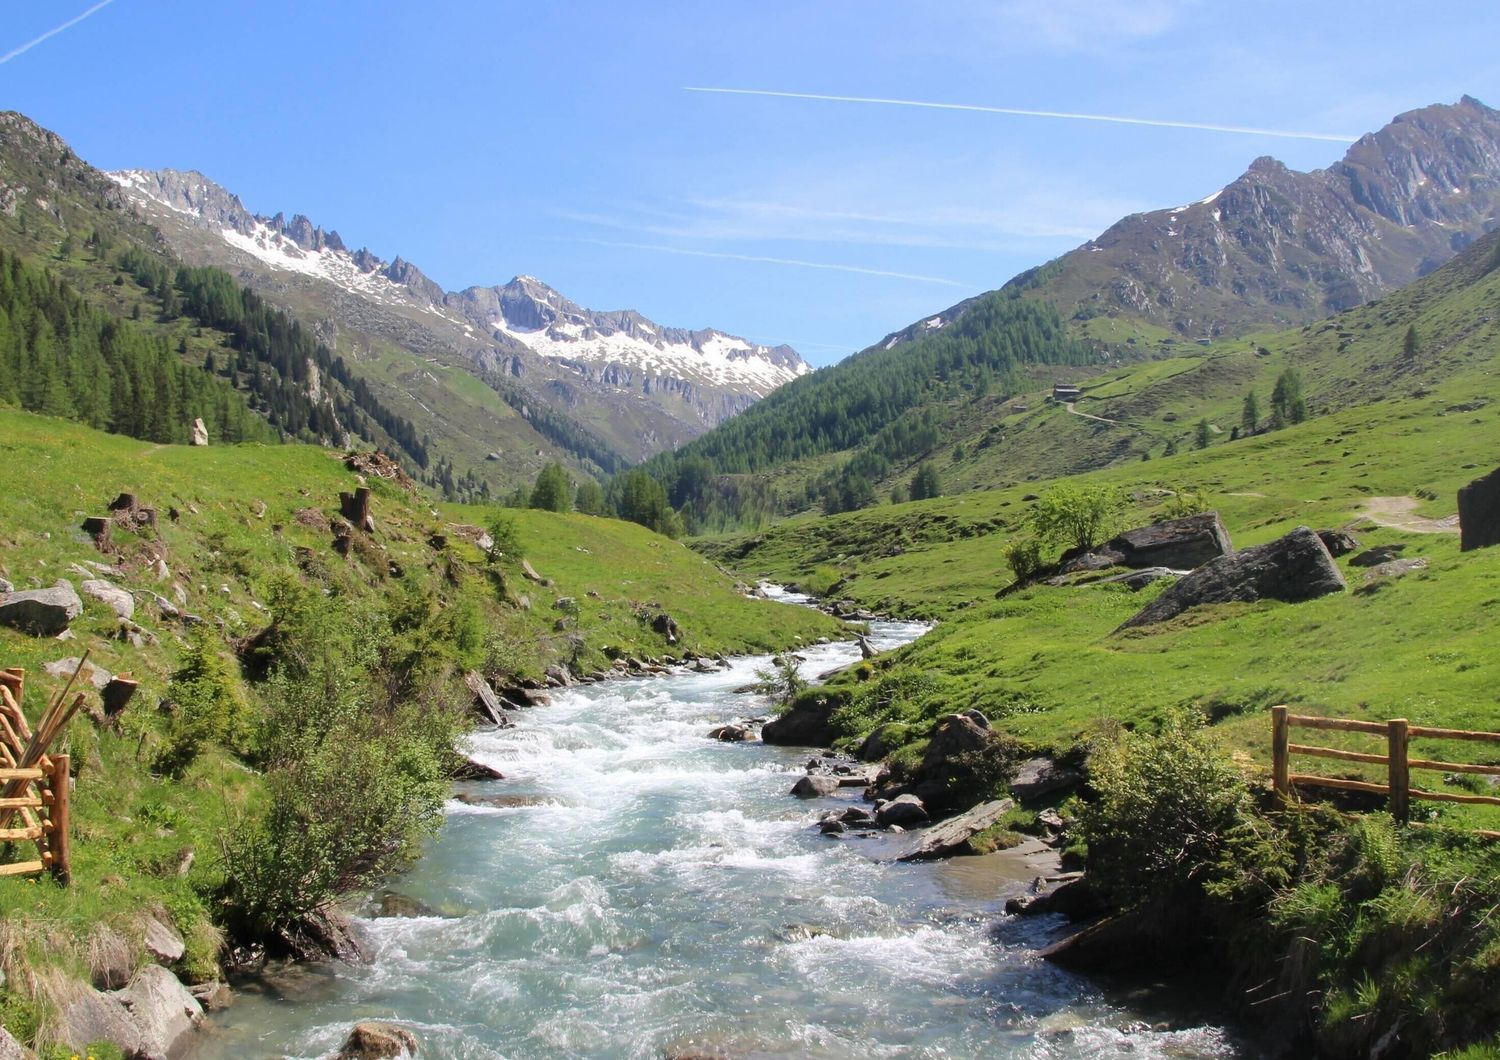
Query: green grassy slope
0 407 837 1047
696 383 1500 819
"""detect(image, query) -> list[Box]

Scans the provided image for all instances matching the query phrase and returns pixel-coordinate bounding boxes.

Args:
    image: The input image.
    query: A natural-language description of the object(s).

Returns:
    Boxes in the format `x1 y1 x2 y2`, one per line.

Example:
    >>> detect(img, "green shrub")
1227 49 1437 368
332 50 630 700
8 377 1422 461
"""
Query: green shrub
1080 709 1252 909
1003 537 1045 584
154 628 250 776
1030 483 1123 552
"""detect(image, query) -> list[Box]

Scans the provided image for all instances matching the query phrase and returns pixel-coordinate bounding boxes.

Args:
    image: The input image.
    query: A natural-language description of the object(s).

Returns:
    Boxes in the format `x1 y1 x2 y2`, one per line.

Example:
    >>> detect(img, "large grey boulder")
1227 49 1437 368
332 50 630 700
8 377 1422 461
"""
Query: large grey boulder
1119 526 1345 630
1011 757 1083 803
62 986 146 1057
1459 466 1500 551
1063 512 1232 573
114 965 202 1060
0 581 83 636
81 578 135 620
899 798 1015 861
143 915 186 966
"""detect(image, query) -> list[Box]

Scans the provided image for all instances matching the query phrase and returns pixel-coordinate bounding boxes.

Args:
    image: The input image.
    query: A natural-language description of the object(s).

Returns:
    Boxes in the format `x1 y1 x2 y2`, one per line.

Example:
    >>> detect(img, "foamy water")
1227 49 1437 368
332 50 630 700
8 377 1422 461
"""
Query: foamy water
193 607 1240 1059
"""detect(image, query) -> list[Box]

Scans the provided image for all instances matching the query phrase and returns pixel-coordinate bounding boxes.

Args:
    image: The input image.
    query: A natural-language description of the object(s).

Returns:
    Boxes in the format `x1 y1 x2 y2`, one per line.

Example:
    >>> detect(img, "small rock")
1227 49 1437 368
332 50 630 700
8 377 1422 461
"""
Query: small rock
188 980 232 1011
43 656 113 690
336 1021 419 1059
190 417 209 446
82 578 135 620
143 915 186 965
707 724 754 742
819 818 846 835
1350 544 1408 567
790 775 841 798
1363 556 1429 581
1316 529 1360 557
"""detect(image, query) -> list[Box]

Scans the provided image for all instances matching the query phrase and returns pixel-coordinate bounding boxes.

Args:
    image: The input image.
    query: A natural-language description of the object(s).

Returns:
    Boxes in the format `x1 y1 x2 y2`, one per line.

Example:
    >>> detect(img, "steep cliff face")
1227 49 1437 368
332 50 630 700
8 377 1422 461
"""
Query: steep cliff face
876 97 1500 348
109 169 808 462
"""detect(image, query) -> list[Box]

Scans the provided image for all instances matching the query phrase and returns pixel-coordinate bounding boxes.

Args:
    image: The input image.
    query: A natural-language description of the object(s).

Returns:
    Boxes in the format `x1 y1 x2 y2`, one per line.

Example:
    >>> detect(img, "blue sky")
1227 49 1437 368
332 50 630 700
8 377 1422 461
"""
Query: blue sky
5 1 1499 364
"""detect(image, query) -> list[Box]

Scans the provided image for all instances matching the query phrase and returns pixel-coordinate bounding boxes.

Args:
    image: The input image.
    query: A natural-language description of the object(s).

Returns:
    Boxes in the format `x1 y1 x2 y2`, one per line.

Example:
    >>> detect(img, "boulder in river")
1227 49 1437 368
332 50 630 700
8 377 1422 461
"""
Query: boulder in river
1118 526 1345 630
708 723 755 742
790 774 841 798
876 793 929 827
898 798 1014 861
336 1021 419 1059
761 694 839 747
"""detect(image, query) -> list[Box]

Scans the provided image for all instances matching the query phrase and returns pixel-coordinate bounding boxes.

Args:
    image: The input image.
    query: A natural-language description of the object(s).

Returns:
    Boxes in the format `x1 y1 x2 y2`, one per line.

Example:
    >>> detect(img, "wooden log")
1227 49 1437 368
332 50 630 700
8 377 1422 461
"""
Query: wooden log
0 768 45 781
1288 743 1388 766
0 825 42 841
0 669 21 699
48 754 69 884
1407 724 1500 743
1288 773 1391 796
1271 705 1290 799
1388 719 1410 824
1408 757 1500 777
0 685 32 739
1287 715 1389 735
0 860 44 878
1409 787 1500 807
0 796 42 809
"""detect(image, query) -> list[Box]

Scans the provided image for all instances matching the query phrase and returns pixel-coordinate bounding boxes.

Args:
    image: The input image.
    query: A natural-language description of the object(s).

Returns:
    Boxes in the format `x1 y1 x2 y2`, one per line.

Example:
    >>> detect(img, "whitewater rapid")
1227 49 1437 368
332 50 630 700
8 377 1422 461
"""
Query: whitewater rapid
194 603 1239 1058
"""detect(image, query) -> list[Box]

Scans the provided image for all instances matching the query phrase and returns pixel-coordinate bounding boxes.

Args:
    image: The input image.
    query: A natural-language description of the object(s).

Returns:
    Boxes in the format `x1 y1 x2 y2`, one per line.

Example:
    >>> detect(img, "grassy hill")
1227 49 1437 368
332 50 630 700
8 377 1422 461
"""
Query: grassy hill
0 407 836 1052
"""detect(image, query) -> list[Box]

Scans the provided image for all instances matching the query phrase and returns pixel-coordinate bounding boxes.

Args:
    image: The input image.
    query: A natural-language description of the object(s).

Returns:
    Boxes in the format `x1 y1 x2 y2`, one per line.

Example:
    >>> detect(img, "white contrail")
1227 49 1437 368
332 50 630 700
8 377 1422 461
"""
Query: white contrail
0 0 118 66
570 238 968 287
685 87 1359 144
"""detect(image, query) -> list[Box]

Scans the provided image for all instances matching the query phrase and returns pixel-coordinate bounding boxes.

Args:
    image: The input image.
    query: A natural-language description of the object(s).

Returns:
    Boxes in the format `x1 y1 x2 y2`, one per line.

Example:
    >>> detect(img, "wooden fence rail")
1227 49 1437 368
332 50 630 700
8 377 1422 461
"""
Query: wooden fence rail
0 666 78 882
1272 705 1500 831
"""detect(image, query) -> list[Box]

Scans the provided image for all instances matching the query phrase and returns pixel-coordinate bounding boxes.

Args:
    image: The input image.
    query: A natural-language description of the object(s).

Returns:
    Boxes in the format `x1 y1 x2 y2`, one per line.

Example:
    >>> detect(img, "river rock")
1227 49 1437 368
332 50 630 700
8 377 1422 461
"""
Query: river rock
336 1021 419 1059
1459 465 1500 551
275 904 368 963
1062 512 1232 574
451 757 505 780
81 578 135 620
143 914 186 965
114 965 202 1060
1350 543 1407 567
819 818 845 834
790 774 840 798
899 798 1014 861
761 694 837 747
708 723 755 742
0 582 83 636
464 671 507 727
1118 526 1345 630
62 986 145 1057
857 722 903 762
876 793 929 826
1011 757 1083 803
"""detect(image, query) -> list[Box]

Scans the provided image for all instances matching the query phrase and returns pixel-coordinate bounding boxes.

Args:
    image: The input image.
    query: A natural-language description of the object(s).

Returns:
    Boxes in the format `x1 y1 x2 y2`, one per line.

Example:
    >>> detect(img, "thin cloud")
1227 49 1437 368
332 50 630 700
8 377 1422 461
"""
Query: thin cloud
0 0 118 66
563 238 969 288
684 87 1358 143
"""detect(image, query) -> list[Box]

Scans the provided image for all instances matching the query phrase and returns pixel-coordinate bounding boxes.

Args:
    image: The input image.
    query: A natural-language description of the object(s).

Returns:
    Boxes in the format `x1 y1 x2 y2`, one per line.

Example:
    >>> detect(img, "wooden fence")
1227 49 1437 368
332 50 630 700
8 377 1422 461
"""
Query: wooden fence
0 665 83 882
1272 705 1500 833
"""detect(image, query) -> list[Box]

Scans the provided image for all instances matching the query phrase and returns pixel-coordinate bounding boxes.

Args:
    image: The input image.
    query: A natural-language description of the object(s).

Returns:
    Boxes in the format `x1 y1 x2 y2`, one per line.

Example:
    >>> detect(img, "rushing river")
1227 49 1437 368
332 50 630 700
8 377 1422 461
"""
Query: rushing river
195 595 1239 1059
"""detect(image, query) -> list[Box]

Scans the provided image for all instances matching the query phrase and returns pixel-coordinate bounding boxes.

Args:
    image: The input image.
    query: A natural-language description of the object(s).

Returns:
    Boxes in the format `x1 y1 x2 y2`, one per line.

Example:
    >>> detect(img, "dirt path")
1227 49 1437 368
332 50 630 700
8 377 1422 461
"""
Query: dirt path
1062 401 1120 425
1361 496 1460 534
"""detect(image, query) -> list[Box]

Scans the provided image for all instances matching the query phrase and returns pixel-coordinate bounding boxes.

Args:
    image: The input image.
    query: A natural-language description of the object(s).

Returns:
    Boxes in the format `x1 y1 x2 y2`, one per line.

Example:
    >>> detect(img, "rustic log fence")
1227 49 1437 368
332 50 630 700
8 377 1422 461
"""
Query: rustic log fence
1272 705 1500 835
0 660 88 882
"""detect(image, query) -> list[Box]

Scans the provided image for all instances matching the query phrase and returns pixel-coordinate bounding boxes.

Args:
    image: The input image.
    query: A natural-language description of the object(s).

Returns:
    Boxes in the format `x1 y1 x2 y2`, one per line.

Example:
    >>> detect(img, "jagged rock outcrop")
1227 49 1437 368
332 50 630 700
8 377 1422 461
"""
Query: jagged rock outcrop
1119 526 1345 629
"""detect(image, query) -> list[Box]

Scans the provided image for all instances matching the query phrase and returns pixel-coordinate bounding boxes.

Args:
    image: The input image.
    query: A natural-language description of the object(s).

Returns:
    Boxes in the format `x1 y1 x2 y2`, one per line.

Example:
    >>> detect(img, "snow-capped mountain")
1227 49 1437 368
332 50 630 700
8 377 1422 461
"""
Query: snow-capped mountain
108 168 808 462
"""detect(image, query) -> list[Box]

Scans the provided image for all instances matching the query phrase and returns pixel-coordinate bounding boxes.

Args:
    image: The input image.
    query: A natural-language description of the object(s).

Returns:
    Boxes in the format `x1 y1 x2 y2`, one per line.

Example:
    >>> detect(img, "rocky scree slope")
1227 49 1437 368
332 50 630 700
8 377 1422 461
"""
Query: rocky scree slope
877 96 1500 348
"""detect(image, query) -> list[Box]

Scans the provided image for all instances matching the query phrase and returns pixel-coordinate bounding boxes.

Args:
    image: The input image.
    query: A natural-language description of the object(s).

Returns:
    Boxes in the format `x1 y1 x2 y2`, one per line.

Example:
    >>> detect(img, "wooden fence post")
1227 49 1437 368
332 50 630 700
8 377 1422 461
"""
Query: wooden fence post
48 754 70 884
1272 705 1290 799
1388 719 1410 825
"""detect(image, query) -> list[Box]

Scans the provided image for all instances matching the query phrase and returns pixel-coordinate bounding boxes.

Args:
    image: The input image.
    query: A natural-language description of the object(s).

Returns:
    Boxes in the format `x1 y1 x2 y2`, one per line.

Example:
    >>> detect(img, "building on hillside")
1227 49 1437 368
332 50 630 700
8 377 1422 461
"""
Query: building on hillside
1052 383 1082 402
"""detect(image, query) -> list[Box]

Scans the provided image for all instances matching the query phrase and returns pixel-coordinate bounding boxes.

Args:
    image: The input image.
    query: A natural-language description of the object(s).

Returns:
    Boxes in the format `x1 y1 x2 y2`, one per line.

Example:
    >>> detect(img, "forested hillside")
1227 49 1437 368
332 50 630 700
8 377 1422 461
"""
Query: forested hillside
0 247 274 445
640 293 1091 528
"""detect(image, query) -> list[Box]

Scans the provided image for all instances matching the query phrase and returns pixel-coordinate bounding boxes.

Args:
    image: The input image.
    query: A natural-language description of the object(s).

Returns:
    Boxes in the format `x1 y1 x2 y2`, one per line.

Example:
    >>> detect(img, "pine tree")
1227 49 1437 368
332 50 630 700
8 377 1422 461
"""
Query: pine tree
1403 324 1419 360
528 463 573 512
1241 391 1259 435
1195 419 1212 449
909 462 943 501
1270 368 1307 427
